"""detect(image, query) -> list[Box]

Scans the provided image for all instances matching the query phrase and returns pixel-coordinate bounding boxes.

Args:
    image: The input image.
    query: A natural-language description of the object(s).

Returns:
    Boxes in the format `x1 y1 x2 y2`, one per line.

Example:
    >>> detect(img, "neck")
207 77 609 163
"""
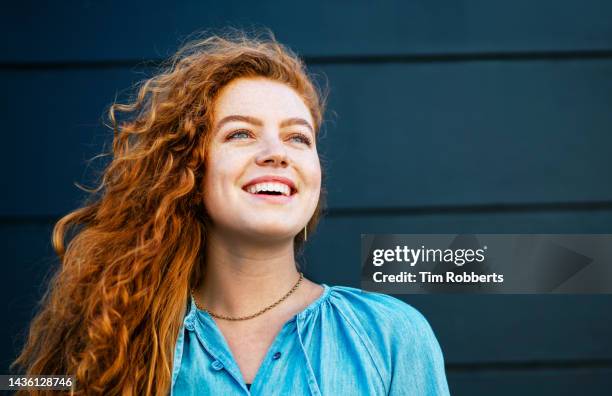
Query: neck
194 228 301 317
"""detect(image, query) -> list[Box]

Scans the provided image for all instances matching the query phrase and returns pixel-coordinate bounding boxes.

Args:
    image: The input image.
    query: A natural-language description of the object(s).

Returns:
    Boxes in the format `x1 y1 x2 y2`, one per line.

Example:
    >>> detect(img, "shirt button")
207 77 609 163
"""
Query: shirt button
184 320 194 331
211 360 224 371
272 352 282 360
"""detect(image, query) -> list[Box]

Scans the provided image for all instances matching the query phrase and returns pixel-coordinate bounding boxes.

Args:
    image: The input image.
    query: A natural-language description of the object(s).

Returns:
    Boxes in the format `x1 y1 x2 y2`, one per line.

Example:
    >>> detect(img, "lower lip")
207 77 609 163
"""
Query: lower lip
243 189 295 204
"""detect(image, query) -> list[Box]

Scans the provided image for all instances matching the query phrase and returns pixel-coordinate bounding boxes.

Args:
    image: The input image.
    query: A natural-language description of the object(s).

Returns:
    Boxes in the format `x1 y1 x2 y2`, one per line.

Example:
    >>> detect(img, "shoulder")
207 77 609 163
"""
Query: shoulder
326 285 434 336
325 285 445 364
322 285 449 394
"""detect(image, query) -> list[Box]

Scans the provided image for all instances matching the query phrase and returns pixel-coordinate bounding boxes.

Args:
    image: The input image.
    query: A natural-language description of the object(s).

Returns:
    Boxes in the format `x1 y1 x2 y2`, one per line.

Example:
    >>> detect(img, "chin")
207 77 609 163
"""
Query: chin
244 222 301 240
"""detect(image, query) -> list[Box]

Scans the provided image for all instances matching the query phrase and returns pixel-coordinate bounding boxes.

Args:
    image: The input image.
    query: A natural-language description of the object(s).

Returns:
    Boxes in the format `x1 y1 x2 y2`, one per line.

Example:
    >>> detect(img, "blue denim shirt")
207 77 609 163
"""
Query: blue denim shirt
171 285 450 395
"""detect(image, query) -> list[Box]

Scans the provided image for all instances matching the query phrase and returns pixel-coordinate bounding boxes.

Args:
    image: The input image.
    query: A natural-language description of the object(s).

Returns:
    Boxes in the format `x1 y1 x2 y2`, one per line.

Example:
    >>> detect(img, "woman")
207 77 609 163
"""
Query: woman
13 32 450 395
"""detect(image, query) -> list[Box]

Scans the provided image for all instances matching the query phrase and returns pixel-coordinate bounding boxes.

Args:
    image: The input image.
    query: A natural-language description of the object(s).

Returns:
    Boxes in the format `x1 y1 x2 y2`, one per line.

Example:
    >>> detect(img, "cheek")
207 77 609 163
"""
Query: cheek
306 154 322 187
202 154 231 207
300 155 322 207
203 157 219 195
205 147 238 186
312 165 322 191
201 169 218 213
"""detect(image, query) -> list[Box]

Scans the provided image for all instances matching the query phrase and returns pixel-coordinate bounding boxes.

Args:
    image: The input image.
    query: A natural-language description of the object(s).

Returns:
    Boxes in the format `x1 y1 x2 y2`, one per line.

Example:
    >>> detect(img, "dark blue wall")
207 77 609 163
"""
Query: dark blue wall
2 1 612 394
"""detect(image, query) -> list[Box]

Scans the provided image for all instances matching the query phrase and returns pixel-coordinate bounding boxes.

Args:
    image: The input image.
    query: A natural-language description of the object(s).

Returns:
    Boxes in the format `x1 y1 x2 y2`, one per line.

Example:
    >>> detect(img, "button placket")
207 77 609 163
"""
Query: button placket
248 319 296 393
191 312 246 388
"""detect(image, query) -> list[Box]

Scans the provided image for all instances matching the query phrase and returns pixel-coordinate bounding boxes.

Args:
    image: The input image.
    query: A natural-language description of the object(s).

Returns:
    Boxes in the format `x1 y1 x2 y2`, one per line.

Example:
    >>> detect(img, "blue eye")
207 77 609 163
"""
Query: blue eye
227 130 251 140
290 133 312 146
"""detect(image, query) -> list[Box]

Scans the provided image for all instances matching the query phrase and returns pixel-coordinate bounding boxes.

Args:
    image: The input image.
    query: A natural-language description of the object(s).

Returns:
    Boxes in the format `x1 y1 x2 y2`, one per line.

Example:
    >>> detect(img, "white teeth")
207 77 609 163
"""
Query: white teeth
246 182 291 196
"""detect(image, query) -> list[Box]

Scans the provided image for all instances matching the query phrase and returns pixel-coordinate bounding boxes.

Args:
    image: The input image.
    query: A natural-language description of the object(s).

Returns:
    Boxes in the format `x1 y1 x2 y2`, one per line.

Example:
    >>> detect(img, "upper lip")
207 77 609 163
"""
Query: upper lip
242 175 297 193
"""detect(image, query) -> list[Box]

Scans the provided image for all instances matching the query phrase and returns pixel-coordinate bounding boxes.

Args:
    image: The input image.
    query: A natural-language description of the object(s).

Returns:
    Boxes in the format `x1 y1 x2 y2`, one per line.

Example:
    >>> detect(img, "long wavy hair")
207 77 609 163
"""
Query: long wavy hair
11 31 327 395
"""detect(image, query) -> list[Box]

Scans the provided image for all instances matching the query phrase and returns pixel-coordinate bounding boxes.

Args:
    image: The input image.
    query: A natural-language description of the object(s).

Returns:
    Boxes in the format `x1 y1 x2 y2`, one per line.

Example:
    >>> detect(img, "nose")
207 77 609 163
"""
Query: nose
255 135 289 168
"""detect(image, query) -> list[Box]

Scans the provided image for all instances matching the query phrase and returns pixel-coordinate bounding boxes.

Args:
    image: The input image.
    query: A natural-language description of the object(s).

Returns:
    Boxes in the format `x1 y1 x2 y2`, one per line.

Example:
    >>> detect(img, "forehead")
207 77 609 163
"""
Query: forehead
213 77 313 126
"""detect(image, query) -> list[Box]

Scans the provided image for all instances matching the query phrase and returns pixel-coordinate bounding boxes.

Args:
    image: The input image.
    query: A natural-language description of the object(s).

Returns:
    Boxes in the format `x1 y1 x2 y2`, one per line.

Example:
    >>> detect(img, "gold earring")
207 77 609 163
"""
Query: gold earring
304 225 308 241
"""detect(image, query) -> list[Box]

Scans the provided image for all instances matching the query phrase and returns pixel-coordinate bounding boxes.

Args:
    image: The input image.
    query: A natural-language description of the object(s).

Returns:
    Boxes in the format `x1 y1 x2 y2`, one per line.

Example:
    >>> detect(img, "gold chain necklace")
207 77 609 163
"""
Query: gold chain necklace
190 272 304 321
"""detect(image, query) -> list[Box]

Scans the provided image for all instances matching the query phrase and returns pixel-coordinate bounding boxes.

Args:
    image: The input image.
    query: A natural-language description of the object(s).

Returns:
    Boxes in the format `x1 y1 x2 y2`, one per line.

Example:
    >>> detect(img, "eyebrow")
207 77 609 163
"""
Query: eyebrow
214 115 314 134
280 117 314 133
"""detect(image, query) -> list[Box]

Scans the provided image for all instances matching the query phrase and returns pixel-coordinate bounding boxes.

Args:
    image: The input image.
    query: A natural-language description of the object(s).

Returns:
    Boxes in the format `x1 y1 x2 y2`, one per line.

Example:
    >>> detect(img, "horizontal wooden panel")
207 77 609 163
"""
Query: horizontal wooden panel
304 211 612 363
316 59 612 208
448 369 612 396
2 1 612 62
3 59 612 215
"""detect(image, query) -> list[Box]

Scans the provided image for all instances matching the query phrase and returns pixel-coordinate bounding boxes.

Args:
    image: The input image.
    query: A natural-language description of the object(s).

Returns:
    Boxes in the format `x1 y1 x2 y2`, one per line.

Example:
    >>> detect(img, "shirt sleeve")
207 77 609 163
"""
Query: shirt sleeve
387 302 450 396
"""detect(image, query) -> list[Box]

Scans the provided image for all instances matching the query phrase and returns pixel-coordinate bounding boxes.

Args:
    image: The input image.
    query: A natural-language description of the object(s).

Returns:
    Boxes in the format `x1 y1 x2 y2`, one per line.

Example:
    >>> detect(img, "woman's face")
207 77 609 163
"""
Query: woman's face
203 77 321 244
